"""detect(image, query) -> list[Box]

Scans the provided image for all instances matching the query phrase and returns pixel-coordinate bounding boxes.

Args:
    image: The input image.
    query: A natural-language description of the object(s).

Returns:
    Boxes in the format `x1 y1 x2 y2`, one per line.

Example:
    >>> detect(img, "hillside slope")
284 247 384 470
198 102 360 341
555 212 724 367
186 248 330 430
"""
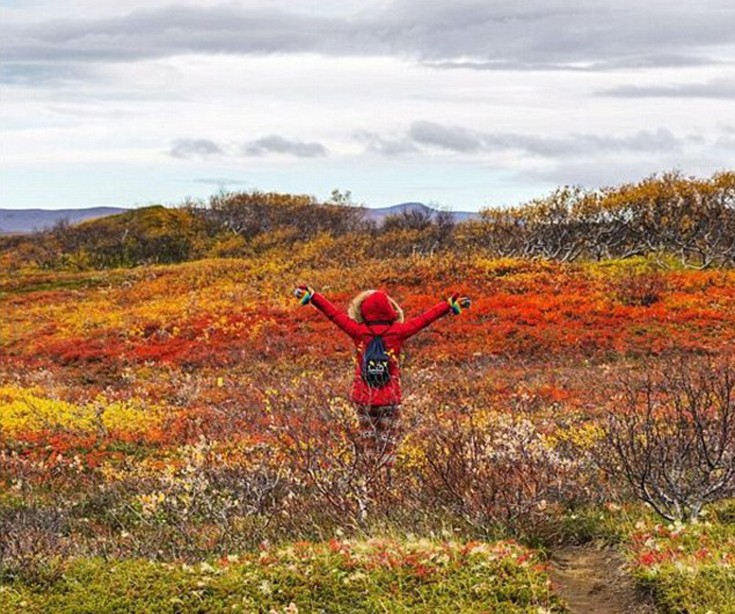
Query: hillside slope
0 202 477 235
0 206 128 234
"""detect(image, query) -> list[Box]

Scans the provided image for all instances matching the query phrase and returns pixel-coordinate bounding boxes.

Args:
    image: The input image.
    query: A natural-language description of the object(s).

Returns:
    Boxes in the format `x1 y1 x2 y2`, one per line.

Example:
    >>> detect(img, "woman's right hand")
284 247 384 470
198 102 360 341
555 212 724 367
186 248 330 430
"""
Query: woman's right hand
448 293 471 314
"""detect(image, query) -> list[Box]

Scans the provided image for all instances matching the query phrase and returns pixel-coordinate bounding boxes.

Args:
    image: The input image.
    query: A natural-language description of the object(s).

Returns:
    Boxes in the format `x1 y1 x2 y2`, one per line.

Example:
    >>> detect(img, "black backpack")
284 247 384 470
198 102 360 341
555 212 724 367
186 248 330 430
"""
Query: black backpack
361 328 392 389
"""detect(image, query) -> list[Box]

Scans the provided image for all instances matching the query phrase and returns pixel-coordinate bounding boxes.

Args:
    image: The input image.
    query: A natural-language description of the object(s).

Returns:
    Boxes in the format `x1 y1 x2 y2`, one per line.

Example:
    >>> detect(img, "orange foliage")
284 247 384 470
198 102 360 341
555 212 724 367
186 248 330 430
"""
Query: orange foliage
2 257 735 374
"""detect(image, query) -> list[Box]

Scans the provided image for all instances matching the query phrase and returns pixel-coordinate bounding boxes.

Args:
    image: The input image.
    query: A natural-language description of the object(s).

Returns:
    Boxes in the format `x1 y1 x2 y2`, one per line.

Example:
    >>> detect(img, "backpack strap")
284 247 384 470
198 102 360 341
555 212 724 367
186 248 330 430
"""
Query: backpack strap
363 321 393 356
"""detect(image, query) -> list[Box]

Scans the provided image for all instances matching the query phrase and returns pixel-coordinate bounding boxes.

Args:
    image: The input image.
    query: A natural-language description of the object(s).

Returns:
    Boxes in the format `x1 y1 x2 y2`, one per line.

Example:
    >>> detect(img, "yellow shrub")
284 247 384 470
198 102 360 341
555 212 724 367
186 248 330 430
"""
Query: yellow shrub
0 386 163 435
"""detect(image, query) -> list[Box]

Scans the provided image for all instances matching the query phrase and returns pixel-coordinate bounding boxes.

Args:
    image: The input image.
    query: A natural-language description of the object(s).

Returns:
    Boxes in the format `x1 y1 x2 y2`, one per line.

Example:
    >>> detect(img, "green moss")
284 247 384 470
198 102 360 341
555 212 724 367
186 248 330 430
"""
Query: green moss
0 272 116 295
622 502 735 613
638 566 735 614
0 540 565 613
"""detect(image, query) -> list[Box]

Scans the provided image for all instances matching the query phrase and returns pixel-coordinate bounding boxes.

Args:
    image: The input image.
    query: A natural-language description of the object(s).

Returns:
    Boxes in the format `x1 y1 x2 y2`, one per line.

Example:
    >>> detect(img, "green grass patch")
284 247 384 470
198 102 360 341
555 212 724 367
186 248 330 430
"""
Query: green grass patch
0 538 564 613
638 566 735 614
625 505 735 613
0 271 120 295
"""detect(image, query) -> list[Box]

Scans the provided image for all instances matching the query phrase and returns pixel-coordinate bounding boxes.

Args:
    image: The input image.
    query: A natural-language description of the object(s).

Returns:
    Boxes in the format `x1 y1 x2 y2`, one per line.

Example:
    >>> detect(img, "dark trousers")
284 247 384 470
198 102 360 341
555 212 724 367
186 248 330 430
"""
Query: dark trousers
354 404 402 467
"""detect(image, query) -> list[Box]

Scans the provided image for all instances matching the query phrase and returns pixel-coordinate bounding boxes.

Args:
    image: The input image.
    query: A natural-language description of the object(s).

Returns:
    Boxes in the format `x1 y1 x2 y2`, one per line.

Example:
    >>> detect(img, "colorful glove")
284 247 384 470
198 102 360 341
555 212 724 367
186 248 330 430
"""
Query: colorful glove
294 285 314 305
448 293 471 315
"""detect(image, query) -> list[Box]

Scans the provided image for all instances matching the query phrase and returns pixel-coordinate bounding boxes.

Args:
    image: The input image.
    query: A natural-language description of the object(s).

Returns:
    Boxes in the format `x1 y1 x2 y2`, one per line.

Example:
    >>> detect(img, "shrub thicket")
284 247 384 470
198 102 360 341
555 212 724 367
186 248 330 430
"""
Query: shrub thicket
2 170 734 270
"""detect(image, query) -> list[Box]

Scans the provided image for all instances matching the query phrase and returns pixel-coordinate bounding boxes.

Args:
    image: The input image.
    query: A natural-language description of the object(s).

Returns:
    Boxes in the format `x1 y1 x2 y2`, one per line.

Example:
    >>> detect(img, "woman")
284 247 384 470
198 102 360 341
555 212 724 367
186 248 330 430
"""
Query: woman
294 286 470 467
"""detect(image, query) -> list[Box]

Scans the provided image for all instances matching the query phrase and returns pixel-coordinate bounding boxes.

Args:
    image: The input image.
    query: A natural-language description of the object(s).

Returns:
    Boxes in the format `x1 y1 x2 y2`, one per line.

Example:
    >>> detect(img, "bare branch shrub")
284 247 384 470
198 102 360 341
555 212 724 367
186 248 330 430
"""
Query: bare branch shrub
266 390 393 534
95 438 286 559
601 357 735 520
404 407 587 534
0 506 71 584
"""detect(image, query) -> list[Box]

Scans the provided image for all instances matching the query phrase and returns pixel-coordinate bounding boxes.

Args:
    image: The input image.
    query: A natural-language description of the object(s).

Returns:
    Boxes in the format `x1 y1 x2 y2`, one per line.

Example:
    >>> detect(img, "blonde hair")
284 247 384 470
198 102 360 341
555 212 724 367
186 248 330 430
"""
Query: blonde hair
348 290 405 323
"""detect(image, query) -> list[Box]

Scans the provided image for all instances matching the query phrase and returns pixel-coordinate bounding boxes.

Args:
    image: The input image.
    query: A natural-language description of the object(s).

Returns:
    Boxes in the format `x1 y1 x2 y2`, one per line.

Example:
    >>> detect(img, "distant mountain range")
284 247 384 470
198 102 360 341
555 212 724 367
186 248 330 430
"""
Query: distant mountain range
0 203 478 234
0 207 128 234
362 202 479 223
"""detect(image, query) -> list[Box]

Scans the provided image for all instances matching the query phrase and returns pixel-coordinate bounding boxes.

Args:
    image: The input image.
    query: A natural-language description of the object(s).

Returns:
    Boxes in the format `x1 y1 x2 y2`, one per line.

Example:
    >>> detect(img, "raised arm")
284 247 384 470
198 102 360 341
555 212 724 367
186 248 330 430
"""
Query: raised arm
397 301 451 339
306 291 362 339
397 294 470 339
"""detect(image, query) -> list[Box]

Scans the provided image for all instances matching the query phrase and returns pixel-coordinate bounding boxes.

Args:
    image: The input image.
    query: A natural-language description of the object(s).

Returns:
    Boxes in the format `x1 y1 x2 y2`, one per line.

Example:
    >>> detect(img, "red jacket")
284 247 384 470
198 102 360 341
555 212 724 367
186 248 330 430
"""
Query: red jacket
311 291 451 406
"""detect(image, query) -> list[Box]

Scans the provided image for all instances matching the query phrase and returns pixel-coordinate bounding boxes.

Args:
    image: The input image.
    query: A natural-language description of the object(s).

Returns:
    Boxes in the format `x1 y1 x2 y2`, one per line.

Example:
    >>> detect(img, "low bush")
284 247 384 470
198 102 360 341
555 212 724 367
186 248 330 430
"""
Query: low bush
0 539 562 613
628 516 735 613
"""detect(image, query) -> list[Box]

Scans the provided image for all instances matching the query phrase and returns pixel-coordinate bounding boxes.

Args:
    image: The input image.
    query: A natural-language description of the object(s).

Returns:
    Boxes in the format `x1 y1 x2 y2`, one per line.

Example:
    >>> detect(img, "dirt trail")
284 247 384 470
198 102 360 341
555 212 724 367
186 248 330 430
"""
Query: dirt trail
549 546 657 614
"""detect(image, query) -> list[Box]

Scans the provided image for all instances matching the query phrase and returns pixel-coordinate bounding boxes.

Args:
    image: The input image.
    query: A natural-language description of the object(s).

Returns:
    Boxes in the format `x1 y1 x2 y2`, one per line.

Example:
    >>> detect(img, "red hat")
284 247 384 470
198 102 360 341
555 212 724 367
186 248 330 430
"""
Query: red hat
360 291 398 323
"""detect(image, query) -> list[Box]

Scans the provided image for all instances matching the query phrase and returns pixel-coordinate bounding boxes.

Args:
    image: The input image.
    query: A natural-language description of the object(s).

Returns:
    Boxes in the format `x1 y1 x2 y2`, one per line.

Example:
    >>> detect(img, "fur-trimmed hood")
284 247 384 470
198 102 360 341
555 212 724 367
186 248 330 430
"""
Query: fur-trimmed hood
348 290 404 324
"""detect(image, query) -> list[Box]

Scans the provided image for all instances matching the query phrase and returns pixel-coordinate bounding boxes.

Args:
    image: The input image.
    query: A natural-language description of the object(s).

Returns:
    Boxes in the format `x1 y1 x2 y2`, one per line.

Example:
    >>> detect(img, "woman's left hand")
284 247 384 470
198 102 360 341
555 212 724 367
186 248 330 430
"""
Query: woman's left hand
294 285 315 305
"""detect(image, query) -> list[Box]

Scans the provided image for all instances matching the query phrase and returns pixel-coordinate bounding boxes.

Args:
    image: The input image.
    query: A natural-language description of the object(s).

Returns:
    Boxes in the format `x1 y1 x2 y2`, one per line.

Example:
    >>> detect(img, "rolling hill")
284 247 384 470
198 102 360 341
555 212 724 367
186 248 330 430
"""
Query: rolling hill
0 207 128 234
0 202 478 234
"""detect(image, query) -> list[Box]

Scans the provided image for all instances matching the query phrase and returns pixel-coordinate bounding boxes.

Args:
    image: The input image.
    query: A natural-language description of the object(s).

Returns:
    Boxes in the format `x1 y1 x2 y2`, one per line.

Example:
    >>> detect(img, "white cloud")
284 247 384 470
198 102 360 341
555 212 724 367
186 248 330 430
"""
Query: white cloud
601 76 735 99
169 139 224 159
194 177 249 186
1 1 734 209
4 0 735 80
398 122 683 156
242 136 327 158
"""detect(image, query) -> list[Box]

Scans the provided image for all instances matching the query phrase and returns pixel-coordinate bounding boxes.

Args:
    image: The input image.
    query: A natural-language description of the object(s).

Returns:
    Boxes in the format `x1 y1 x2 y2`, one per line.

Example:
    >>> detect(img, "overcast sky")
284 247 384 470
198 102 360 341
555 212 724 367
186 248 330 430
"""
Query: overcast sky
2 0 734 211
